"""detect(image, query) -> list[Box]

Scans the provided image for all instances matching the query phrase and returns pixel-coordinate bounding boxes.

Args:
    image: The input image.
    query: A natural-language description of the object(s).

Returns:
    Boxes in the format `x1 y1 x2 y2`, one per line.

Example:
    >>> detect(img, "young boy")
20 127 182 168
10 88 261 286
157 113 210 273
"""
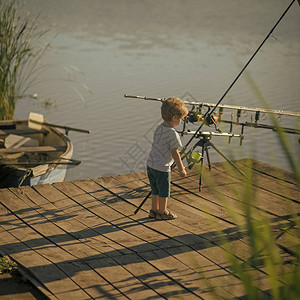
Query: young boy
146 97 188 220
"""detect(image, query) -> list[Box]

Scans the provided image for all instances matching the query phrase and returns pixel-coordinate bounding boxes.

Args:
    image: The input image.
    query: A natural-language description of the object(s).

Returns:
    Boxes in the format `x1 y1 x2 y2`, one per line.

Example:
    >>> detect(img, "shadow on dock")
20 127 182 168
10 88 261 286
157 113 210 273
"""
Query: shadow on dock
0 159 299 299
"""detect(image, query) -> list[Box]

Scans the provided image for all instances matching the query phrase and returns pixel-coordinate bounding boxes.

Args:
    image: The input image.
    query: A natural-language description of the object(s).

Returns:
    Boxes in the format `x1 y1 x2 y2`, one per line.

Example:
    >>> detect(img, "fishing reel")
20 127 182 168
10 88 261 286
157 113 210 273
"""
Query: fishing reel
188 105 219 126
188 105 203 123
188 110 202 123
203 112 219 126
184 149 203 170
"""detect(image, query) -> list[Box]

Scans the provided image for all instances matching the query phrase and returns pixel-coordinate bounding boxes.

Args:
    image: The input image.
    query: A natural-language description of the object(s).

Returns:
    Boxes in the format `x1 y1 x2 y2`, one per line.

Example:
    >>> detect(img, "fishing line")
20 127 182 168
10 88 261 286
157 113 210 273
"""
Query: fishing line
182 0 297 151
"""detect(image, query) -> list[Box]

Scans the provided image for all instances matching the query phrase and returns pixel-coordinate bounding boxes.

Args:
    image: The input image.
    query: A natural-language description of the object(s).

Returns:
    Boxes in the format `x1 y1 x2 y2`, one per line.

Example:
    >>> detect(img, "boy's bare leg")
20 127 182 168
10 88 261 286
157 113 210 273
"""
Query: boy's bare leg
151 195 159 212
158 196 168 214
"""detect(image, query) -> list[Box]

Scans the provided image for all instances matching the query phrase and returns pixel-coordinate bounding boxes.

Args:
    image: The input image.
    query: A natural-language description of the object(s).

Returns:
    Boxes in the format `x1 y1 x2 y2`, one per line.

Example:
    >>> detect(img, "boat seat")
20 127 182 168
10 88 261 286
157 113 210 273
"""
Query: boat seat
0 128 49 137
0 146 67 154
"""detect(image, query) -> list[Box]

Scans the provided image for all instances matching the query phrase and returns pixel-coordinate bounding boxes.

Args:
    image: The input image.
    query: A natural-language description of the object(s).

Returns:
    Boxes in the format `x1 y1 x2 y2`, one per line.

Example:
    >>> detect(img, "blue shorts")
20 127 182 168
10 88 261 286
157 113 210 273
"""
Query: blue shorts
147 166 170 197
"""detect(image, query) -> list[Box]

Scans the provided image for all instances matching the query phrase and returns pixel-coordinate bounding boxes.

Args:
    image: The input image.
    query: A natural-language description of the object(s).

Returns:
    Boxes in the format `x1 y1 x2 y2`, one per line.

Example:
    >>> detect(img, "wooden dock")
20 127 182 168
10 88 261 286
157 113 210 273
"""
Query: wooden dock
0 159 299 299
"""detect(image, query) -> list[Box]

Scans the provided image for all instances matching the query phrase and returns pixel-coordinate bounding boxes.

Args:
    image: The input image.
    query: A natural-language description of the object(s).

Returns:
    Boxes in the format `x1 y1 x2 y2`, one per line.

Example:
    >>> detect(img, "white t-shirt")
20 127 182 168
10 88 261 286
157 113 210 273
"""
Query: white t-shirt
147 123 182 172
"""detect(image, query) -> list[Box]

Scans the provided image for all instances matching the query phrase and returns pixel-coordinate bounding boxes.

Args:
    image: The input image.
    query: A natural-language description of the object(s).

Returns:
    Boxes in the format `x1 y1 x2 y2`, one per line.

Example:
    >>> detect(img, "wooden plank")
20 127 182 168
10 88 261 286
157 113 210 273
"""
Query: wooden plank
33 183 158 253
165 245 244 298
17 183 189 298
89 175 250 298
12 185 134 257
112 171 237 231
112 252 200 299
86 256 160 299
104 169 291 297
54 180 216 298
0 120 24 127
172 162 299 222
0 188 125 299
0 202 89 299
2 189 135 299
71 179 184 249
173 165 297 296
205 178 298 220
69 179 224 298
139 248 234 299
95 173 235 248
235 160 300 201
238 159 298 185
215 159 300 201
133 168 245 223
93 176 211 247
112 176 254 295
57 260 128 299
55 180 227 298
171 168 299 253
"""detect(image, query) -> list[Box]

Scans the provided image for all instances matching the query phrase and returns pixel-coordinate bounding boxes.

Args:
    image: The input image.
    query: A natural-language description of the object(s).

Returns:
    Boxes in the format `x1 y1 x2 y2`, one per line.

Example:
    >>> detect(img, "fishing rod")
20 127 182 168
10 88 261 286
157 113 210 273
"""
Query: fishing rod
129 0 299 213
124 94 300 118
127 0 299 152
125 94 300 143
181 0 298 151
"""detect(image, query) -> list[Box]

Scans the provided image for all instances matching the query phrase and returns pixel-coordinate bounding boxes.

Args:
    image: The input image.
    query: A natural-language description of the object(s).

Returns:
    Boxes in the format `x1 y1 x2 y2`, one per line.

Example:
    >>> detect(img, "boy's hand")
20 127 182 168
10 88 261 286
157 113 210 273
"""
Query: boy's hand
171 148 187 177
179 168 187 177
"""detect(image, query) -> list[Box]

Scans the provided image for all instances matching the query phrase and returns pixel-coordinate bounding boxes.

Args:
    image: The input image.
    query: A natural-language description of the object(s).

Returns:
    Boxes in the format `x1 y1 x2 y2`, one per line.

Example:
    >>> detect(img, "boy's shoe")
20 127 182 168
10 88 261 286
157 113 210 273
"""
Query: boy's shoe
148 209 157 218
156 210 177 220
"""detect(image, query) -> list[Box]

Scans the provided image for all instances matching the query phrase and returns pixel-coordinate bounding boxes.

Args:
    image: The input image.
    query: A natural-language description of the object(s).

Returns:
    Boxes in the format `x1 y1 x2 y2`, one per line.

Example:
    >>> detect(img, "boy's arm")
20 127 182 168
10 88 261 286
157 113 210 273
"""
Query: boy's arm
171 148 187 177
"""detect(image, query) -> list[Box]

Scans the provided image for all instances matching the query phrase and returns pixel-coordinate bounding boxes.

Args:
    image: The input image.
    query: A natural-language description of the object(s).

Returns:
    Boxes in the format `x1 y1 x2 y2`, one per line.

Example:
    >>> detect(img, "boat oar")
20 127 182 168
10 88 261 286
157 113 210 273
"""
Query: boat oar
28 112 91 134
0 157 81 166
0 160 81 166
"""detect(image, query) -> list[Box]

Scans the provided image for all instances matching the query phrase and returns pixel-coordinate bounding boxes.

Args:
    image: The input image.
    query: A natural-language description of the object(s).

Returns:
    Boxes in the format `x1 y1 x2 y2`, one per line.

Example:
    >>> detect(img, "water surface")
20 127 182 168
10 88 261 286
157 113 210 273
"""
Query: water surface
15 0 300 180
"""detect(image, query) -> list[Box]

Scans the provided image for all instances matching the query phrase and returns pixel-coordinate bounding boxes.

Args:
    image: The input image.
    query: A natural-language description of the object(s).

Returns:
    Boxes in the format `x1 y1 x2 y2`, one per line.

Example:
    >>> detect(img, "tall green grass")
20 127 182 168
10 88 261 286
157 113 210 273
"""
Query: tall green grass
0 0 49 120
203 72 300 299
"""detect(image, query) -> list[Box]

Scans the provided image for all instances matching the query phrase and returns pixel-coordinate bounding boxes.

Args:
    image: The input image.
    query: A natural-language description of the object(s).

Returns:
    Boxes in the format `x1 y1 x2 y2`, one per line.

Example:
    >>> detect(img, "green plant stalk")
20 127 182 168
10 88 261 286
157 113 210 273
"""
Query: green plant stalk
211 71 300 299
0 1 48 120
204 153 299 298
242 72 299 297
243 70 300 184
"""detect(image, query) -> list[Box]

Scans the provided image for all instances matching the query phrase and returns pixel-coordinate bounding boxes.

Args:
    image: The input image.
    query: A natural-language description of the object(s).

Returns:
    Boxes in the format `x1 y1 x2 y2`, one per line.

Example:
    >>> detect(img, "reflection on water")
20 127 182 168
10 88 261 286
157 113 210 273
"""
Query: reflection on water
15 0 300 181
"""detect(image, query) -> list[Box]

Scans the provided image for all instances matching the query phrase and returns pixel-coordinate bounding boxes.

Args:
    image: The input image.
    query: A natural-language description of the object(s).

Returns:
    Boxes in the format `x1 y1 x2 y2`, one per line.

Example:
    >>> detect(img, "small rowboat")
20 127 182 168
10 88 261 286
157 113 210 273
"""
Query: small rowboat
0 113 89 188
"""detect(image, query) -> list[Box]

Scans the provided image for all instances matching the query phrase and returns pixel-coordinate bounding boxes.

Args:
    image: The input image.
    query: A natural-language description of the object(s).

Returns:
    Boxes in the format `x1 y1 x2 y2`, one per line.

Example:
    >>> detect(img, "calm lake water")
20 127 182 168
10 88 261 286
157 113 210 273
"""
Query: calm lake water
16 0 300 181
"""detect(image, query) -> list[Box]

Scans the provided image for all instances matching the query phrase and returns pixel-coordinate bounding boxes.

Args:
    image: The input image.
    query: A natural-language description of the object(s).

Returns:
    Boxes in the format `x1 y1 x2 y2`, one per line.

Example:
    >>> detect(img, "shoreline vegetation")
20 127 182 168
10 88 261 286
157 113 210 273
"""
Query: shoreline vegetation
205 159 300 299
209 72 300 299
0 0 90 121
0 0 50 120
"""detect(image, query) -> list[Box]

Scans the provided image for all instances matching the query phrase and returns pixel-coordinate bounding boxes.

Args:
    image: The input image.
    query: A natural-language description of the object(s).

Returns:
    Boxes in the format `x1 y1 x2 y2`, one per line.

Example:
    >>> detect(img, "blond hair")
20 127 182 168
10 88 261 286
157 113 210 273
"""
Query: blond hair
161 97 188 122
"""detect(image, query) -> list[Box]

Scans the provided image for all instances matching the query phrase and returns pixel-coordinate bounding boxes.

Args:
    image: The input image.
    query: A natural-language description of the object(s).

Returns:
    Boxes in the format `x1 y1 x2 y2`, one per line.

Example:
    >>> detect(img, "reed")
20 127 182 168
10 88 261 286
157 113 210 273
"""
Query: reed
204 76 300 298
0 0 48 120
